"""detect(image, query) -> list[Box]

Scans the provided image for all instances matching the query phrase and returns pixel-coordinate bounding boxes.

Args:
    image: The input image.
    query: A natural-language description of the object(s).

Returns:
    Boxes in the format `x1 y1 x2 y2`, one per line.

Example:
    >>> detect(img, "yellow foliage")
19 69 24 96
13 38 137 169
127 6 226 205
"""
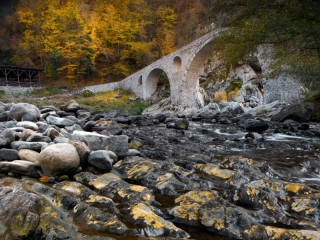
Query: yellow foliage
14 0 178 81
227 87 239 101
214 91 228 102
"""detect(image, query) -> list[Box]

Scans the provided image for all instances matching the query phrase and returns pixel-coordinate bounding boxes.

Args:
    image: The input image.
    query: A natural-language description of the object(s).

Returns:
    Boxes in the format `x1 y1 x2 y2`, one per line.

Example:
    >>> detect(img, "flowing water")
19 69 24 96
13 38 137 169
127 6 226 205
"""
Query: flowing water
204 124 320 190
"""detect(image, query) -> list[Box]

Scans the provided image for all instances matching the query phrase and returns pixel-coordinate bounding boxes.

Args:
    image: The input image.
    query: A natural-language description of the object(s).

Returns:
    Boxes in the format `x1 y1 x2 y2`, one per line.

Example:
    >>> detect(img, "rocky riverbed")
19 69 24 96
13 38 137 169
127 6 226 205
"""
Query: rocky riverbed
0 100 319 240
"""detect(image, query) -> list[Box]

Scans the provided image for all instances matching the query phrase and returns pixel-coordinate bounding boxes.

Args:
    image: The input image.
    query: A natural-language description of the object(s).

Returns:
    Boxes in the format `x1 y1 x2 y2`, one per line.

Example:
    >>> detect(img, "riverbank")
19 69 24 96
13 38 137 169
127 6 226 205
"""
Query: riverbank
0 99 319 239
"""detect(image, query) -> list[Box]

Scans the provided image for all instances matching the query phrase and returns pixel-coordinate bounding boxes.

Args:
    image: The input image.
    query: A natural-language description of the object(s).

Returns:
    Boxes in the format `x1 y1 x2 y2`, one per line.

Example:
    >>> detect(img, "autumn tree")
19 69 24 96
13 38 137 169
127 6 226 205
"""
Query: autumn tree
4 0 217 84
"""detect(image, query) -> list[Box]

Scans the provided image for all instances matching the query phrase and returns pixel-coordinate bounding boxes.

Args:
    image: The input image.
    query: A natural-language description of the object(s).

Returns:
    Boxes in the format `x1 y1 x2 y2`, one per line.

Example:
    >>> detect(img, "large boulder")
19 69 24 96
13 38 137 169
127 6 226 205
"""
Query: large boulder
9 103 40 122
245 120 269 133
271 103 314 122
0 185 76 239
39 143 80 176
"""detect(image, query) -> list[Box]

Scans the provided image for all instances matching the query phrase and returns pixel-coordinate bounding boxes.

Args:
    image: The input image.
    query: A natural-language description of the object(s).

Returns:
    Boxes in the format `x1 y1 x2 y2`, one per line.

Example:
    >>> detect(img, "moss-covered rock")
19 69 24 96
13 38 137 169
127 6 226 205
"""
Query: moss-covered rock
0 179 76 240
128 140 143 150
168 191 218 224
88 172 155 205
129 203 190 238
73 203 128 235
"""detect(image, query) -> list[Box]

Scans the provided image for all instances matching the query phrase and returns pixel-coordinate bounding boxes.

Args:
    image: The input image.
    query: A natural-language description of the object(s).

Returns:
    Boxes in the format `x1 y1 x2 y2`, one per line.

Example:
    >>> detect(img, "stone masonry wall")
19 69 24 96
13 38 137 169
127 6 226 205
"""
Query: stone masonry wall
0 86 40 94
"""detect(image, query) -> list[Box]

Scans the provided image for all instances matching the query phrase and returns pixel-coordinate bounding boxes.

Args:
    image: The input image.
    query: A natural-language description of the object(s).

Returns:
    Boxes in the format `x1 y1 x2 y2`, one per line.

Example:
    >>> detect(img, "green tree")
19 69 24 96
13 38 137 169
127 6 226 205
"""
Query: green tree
212 0 320 88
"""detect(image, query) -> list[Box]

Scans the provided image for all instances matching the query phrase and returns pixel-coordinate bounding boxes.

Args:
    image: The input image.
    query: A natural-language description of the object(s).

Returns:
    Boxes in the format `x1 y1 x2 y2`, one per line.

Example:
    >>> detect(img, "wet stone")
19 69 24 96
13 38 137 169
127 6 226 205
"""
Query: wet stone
100 126 123 136
88 150 113 172
114 156 213 195
74 172 98 185
26 133 52 143
10 141 48 151
245 120 269 132
0 148 19 161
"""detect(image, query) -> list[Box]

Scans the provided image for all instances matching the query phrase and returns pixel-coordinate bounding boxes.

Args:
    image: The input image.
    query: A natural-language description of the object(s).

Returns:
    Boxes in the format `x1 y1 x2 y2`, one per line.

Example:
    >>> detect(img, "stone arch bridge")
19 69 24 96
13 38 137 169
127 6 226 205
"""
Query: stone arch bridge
85 28 226 108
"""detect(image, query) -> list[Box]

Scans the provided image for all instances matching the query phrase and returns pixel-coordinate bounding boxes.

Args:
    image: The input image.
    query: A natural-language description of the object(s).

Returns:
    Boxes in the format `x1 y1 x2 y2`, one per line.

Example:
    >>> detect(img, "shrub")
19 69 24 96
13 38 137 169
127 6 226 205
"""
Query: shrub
227 87 239 101
81 90 95 98
214 91 228 102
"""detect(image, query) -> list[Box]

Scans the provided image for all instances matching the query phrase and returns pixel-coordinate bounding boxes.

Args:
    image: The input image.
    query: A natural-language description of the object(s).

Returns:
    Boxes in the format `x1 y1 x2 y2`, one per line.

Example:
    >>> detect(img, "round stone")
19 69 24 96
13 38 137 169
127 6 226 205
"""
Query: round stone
39 143 80 176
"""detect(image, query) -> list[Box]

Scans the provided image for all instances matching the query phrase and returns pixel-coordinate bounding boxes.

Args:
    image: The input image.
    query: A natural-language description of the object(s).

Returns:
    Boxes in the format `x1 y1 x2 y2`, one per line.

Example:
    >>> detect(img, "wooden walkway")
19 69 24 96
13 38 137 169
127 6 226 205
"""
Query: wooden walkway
0 66 41 87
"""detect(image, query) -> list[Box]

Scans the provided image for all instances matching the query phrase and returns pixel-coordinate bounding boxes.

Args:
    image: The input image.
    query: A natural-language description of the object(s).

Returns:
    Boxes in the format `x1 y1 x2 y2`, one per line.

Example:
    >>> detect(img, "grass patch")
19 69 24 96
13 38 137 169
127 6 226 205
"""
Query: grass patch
29 86 62 96
226 79 243 92
75 89 150 114
0 88 149 115
304 90 320 103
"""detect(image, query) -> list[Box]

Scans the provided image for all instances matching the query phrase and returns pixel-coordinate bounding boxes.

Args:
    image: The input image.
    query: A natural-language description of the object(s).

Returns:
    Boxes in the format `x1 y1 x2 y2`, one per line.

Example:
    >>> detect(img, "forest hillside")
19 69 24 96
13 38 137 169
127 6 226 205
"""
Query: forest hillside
0 0 319 91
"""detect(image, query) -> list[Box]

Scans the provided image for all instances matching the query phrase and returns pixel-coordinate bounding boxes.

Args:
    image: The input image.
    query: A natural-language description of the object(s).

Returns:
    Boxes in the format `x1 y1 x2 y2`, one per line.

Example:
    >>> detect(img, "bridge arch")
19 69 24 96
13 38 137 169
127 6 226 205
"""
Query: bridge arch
144 67 171 100
184 38 215 106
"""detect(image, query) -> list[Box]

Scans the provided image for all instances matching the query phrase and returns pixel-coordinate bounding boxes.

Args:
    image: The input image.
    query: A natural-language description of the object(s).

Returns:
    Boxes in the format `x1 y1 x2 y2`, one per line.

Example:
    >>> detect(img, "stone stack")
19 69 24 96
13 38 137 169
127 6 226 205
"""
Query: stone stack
0 100 137 178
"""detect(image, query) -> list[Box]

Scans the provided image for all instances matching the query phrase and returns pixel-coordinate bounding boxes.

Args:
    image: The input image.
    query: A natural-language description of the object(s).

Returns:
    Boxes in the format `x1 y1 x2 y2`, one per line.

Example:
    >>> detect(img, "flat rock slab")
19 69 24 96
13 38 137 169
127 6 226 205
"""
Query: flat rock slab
17 121 39 131
0 160 40 177
46 115 75 127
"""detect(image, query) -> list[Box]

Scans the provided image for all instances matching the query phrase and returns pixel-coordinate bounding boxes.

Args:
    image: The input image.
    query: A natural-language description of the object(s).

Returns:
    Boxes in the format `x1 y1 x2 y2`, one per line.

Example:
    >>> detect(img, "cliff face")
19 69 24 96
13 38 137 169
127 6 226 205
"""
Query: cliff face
201 45 303 106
